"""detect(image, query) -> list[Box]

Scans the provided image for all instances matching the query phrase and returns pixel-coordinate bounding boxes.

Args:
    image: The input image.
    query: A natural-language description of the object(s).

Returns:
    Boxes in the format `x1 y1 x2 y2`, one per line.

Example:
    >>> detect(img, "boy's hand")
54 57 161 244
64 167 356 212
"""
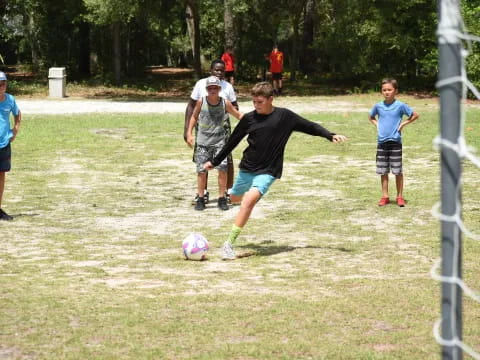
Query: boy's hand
203 161 214 171
186 134 194 148
332 134 348 143
10 126 20 142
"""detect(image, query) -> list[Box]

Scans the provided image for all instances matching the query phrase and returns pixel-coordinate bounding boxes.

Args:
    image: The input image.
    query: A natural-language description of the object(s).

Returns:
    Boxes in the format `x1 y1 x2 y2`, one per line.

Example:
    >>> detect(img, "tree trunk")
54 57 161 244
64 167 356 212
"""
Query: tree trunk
27 13 39 71
185 0 201 78
224 0 235 49
301 0 316 74
290 19 299 81
290 1 308 81
0 0 6 17
78 21 90 77
112 22 121 85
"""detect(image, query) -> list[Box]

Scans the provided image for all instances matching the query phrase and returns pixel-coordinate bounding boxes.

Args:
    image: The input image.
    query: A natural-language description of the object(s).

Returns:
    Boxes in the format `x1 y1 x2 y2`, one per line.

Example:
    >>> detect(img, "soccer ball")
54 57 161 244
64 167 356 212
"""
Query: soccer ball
182 233 209 261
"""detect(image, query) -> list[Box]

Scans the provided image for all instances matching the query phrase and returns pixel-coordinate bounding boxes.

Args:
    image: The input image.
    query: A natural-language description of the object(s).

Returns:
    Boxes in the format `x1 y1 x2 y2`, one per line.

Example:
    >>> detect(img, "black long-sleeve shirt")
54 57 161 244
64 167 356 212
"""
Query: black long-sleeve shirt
211 107 334 179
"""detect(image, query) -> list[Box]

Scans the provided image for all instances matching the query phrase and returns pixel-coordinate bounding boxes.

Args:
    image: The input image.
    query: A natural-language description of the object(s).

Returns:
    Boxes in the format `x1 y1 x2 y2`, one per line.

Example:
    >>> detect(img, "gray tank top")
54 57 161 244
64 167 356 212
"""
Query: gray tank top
196 96 226 146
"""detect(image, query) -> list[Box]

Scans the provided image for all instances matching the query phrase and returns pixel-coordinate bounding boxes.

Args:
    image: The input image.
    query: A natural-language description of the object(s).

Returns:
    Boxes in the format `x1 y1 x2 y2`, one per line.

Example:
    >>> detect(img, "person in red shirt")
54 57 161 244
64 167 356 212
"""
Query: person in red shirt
269 45 284 96
221 47 235 87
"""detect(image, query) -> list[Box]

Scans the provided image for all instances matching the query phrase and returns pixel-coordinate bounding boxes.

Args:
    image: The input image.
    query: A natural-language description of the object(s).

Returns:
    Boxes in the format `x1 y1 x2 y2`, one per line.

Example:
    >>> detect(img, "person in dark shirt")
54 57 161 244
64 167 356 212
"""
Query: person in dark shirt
203 82 348 259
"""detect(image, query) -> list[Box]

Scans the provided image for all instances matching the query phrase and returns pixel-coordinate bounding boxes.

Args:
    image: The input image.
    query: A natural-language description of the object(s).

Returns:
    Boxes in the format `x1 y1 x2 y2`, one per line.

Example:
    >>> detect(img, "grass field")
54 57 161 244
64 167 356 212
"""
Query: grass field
1 98 479 359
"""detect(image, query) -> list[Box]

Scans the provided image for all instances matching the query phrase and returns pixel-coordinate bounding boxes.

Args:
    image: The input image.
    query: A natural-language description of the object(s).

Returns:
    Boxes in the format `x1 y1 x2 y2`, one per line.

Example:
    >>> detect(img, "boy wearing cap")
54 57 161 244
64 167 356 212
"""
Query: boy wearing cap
184 59 238 205
186 76 243 211
0 71 21 220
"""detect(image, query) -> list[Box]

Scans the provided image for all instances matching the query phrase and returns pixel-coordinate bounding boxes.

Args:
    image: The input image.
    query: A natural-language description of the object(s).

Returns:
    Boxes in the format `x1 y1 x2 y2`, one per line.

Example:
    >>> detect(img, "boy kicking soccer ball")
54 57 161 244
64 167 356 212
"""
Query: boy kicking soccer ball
203 82 347 260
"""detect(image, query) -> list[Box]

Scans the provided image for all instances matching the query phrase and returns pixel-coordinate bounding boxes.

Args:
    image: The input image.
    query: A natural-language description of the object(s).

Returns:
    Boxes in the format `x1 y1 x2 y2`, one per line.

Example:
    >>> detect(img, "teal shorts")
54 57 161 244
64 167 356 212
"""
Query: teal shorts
230 170 276 196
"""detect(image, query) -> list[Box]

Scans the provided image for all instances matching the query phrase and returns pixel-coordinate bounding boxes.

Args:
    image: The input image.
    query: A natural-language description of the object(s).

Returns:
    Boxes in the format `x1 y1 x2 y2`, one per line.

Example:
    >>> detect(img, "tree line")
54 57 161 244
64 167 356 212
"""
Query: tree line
0 0 479 90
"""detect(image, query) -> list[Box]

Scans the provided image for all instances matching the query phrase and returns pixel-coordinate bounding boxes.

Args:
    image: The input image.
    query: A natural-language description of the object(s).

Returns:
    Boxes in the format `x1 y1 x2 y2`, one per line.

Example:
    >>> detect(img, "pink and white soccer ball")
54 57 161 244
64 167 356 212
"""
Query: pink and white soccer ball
182 233 209 261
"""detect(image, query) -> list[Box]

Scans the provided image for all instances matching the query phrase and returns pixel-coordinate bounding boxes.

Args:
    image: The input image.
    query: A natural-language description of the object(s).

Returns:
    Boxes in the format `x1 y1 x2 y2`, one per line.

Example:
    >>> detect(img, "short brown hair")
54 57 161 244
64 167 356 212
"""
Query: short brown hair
251 82 274 97
381 77 398 90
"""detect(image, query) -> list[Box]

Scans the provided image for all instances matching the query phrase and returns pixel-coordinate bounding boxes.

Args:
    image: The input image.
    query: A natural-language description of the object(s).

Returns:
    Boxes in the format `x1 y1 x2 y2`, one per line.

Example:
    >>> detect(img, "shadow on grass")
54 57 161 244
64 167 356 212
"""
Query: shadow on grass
237 240 354 257
10 213 41 219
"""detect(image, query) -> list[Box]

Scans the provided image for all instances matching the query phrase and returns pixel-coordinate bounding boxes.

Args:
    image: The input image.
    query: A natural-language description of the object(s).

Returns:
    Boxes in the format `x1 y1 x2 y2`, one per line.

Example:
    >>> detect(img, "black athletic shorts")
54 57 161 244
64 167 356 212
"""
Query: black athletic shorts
0 143 11 172
272 72 283 80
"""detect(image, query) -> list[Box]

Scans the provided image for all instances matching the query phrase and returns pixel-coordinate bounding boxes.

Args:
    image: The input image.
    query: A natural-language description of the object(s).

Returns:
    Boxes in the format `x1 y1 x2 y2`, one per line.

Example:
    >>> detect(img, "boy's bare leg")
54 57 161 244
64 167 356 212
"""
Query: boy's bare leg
273 80 279 94
234 188 261 228
229 193 243 205
381 174 389 198
0 172 5 208
395 174 404 198
197 172 207 198
221 188 261 259
218 170 227 198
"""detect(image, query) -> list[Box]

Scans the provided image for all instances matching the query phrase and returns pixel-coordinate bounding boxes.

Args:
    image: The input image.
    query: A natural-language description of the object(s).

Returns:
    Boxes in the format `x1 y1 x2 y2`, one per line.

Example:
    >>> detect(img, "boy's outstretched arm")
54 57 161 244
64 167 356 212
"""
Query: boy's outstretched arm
399 111 419 132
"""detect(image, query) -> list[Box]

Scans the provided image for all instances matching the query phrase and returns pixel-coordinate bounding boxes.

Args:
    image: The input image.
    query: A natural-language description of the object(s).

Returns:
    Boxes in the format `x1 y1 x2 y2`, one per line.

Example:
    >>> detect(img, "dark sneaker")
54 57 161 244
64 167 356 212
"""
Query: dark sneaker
191 191 210 205
194 197 206 211
191 194 199 205
0 208 13 221
225 192 231 204
217 197 229 211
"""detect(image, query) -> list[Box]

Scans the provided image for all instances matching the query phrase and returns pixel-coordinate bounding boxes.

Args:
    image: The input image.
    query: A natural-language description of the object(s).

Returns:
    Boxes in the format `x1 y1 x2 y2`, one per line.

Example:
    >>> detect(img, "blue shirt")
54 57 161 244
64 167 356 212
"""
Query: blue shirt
0 93 20 148
370 100 413 144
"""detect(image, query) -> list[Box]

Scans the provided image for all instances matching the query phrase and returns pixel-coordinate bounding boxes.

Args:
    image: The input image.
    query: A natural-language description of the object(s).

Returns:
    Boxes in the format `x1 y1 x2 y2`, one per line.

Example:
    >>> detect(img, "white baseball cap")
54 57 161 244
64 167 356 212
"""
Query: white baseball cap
205 76 221 88
0 72 7 81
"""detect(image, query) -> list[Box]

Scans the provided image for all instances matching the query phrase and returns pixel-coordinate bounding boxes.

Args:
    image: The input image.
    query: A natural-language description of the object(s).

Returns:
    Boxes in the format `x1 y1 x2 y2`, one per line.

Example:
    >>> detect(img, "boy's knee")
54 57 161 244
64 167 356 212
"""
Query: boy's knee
230 194 243 204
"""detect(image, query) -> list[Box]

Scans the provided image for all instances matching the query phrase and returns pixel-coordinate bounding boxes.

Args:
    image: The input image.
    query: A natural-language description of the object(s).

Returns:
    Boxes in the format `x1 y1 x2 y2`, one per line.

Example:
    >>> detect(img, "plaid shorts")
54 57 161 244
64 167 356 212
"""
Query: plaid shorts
376 141 402 175
195 145 227 173
0 143 11 172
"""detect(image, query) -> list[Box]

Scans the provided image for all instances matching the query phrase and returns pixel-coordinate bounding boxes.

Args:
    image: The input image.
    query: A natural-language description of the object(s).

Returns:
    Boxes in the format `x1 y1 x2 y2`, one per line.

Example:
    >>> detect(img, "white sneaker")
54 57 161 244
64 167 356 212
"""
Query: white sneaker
221 242 236 260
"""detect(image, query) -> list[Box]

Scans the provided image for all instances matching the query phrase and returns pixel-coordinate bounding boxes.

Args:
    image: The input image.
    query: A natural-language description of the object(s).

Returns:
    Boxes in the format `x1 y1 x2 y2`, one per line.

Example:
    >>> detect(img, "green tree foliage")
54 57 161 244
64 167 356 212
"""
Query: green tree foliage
462 0 480 92
0 0 478 90
1 0 90 75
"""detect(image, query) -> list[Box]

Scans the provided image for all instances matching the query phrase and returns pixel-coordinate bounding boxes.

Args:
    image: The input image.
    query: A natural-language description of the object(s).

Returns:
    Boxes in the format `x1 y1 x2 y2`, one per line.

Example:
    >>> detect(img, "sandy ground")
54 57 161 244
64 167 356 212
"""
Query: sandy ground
16 98 372 115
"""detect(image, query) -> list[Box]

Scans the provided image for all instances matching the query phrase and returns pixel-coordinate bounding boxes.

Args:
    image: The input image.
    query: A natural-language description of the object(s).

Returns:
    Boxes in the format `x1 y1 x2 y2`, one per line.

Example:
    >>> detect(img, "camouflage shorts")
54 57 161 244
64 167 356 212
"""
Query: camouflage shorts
195 145 228 173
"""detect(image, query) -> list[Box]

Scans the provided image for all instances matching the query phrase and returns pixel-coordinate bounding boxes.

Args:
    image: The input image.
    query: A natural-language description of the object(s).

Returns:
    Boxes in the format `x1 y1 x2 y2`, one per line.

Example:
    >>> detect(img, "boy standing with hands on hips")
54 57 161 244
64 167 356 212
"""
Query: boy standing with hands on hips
369 78 419 207
0 71 21 220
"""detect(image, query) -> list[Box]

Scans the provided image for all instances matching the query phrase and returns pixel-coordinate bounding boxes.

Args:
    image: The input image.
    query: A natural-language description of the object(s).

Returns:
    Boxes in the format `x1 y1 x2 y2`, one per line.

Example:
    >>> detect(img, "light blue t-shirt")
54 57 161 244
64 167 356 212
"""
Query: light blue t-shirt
0 93 20 148
370 100 413 144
